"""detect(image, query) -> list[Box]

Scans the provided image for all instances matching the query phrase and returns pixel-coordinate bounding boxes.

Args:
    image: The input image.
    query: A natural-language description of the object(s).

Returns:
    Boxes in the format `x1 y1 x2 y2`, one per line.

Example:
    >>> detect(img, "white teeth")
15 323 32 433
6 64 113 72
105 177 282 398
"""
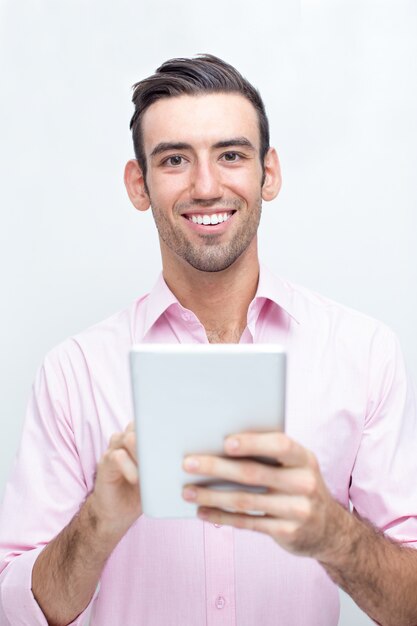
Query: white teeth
187 211 233 225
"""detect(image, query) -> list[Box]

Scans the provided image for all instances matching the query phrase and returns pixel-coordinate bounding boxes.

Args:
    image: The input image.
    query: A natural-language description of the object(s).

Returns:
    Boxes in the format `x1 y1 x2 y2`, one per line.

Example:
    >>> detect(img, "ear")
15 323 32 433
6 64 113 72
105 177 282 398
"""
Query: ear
124 159 151 212
261 147 282 201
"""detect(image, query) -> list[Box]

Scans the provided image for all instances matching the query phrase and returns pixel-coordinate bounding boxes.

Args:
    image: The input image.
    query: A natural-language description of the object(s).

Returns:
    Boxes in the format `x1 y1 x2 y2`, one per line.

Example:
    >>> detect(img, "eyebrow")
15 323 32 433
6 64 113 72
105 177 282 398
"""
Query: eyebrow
150 137 256 159
213 137 256 151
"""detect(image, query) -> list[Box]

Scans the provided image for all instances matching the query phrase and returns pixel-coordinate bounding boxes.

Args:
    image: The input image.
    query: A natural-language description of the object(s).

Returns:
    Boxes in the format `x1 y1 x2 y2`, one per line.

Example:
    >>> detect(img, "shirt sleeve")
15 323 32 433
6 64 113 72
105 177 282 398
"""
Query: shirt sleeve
349 324 417 544
0 348 97 625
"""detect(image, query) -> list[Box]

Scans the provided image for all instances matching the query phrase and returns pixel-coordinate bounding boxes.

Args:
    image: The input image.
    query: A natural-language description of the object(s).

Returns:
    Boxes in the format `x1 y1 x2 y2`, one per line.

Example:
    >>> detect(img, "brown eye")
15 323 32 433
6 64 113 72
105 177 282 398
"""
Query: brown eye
166 155 183 166
223 152 239 162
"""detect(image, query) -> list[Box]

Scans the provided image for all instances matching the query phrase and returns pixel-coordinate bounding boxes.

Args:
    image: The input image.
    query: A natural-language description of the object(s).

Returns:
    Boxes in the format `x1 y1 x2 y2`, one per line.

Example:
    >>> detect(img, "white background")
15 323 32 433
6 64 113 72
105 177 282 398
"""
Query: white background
1 1 416 624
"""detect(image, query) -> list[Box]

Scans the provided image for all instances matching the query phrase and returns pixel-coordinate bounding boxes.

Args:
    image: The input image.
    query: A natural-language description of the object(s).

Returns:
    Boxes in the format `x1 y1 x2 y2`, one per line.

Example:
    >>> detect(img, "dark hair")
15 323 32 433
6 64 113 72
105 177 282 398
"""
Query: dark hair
129 54 270 181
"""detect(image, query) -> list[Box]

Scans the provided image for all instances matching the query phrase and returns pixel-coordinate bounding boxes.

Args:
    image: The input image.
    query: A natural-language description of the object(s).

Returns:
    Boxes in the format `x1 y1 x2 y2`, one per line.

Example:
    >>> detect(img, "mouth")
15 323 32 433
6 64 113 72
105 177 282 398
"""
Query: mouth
181 210 236 227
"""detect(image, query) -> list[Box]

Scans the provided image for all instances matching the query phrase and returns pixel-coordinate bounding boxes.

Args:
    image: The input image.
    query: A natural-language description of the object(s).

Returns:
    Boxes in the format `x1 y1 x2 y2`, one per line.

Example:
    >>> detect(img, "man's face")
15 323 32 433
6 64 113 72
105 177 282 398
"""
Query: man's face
141 93 265 272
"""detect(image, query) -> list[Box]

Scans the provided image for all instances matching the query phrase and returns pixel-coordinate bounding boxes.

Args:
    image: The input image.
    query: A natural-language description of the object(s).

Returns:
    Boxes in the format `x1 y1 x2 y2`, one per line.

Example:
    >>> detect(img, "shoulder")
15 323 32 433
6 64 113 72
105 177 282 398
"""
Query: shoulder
264 270 399 367
41 293 151 377
284 276 392 340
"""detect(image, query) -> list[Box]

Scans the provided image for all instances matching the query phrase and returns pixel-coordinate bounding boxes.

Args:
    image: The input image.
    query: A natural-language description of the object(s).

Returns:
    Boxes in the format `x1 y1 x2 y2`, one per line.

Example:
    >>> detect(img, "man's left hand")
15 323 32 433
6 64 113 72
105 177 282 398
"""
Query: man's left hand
182 431 347 560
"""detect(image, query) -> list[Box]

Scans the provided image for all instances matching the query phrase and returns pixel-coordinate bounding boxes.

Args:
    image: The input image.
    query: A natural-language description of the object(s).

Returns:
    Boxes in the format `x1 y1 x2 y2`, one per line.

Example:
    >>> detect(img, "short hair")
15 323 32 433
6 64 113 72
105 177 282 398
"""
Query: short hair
129 54 270 181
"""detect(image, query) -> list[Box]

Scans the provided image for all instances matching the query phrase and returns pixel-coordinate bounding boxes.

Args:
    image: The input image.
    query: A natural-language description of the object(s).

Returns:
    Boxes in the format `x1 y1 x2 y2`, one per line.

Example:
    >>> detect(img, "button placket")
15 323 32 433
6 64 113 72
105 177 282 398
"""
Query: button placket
203 522 236 624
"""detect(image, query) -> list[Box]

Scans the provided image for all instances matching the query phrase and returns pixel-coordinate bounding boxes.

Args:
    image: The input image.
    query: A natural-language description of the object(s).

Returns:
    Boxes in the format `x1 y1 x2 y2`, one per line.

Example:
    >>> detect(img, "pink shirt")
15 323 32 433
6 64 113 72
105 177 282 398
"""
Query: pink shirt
1 264 416 626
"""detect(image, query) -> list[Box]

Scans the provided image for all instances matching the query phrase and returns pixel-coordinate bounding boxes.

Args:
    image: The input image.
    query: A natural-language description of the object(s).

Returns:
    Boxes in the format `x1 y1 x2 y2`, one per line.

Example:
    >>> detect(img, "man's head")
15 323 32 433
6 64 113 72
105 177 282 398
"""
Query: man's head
129 54 270 186
125 55 281 274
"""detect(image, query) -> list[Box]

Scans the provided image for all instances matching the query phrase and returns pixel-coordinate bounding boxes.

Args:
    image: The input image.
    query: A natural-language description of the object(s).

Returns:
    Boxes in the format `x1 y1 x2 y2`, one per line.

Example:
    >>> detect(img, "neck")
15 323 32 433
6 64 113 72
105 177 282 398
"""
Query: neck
161 240 260 343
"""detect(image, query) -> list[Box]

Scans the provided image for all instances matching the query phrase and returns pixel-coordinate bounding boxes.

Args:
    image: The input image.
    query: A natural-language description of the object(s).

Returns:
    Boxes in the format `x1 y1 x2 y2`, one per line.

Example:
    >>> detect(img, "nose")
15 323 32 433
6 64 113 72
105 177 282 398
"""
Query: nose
191 160 222 202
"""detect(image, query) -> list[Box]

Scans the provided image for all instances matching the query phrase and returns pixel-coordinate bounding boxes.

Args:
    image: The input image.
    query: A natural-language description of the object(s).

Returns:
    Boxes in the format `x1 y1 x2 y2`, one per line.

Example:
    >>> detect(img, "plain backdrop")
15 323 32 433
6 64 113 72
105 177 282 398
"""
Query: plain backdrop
0 1 416 624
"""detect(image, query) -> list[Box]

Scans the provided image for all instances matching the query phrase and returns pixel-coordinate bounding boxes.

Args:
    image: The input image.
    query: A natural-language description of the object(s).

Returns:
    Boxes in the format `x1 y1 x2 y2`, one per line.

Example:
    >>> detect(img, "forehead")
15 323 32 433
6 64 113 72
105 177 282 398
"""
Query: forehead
141 93 260 153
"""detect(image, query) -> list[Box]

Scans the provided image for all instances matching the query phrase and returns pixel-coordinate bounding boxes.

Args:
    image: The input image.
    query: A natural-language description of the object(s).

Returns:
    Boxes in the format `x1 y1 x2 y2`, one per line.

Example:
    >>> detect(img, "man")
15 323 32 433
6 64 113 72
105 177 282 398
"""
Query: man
0 54 416 626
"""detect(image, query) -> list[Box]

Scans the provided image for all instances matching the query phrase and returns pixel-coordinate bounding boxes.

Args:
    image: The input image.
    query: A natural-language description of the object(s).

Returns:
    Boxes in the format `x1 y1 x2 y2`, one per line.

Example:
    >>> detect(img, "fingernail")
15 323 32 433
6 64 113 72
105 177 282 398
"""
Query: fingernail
225 438 240 452
184 457 200 471
183 487 197 501
198 508 209 520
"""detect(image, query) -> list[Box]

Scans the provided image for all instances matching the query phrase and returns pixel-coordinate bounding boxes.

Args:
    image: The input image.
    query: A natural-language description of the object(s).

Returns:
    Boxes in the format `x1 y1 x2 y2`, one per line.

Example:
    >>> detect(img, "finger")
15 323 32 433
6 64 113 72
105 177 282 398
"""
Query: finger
183 485 312 521
109 432 124 450
125 421 135 433
107 448 139 485
224 432 314 468
196 506 299 539
184 455 315 495
184 454 279 488
108 429 137 462
123 430 137 461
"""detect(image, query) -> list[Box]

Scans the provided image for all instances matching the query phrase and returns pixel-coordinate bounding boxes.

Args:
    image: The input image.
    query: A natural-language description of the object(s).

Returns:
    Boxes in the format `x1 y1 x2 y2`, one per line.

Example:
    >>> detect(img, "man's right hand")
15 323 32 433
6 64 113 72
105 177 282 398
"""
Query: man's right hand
89 421 142 537
32 422 142 625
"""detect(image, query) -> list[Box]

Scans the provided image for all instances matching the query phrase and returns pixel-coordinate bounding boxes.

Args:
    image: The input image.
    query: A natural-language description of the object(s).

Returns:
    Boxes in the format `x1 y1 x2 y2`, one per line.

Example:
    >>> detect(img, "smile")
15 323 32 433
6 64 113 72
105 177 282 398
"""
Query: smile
184 211 235 226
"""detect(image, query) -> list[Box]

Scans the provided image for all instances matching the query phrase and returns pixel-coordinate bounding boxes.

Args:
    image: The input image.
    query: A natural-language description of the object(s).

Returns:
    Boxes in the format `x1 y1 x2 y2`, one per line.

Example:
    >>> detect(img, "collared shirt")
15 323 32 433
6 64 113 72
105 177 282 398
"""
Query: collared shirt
0 264 416 626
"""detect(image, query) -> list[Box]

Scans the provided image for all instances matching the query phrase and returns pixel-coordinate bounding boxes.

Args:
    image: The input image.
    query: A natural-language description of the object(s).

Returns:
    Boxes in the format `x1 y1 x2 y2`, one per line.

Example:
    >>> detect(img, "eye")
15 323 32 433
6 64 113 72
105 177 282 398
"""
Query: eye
222 152 241 162
163 155 184 167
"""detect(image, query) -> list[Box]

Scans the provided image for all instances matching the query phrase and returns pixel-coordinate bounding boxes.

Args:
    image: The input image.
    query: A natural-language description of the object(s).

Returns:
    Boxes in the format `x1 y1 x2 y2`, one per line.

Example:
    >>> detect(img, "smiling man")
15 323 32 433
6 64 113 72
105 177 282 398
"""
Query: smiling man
125 87 280 345
134 94 269 273
1 55 417 626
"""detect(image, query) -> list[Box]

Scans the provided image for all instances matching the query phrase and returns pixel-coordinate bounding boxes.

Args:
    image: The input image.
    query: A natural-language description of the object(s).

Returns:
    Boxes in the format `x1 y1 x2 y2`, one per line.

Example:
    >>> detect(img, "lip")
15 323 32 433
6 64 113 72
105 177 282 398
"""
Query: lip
182 211 236 234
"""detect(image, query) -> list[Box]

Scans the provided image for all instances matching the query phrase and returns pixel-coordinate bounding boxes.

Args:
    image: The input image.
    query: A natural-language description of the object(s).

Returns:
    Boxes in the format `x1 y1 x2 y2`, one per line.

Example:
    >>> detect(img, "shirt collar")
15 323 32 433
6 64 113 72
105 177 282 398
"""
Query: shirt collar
256 263 300 324
142 272 179 336
142 262 300 337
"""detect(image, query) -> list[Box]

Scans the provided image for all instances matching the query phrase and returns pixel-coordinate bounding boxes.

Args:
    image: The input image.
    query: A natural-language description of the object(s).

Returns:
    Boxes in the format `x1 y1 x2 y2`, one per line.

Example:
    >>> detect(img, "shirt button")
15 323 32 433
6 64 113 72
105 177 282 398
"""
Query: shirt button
213 523 222 528
215 595 226 609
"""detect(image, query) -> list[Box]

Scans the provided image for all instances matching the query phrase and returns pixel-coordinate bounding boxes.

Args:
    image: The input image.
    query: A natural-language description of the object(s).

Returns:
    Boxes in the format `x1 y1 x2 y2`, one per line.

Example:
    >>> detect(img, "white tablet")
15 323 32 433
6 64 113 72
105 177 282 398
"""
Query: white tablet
129 344 286 518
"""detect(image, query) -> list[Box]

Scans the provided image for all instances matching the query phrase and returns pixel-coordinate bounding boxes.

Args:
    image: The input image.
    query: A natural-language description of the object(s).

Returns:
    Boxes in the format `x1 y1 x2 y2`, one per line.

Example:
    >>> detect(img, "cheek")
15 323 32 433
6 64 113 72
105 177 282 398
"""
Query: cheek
223 167 263 199
229 182 261 206
148 173 188 208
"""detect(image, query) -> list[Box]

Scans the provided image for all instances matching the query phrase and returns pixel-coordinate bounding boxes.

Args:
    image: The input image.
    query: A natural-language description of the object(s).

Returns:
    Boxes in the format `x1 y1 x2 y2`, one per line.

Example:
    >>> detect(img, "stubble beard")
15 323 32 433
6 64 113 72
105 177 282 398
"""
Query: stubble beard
150 196 263 273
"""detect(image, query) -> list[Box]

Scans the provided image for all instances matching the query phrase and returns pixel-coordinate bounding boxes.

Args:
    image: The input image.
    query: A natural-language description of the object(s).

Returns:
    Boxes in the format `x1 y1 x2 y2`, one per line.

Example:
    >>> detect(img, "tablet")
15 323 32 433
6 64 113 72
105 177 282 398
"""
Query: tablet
129 344 286 518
